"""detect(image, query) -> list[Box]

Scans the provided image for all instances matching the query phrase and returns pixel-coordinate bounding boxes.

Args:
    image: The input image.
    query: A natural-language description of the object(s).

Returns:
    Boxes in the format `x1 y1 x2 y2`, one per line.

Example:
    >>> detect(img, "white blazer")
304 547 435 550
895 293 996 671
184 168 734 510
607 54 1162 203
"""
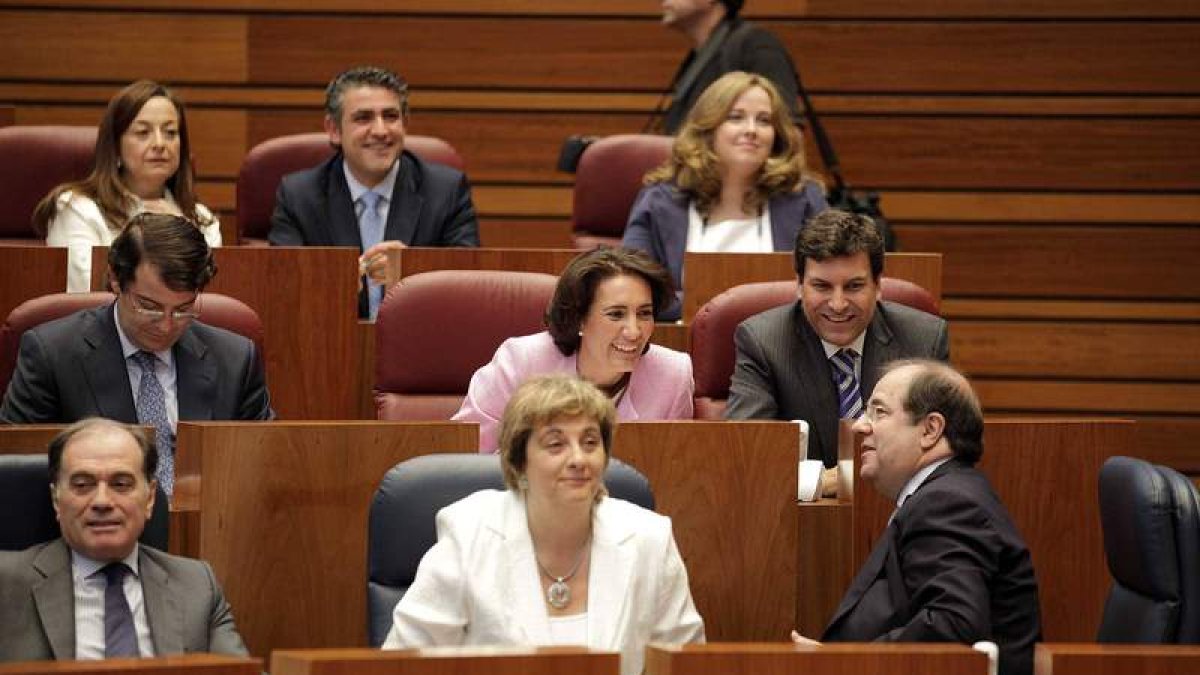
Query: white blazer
383 490 705 675
45 190 222 292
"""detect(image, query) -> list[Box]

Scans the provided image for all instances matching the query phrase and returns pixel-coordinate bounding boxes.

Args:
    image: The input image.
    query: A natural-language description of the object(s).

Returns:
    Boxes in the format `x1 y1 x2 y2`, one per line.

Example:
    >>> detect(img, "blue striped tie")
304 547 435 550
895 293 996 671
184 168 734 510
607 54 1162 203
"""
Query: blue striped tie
132 351 173 497
831 349 864 420
102 563 139 657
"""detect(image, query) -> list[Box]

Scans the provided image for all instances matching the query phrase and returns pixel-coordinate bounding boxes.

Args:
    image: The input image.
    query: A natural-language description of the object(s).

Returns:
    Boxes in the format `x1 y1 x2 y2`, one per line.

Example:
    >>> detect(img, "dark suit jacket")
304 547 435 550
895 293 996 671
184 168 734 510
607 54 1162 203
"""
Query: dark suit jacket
622 181 827 321
0 539 247 661
725 301 949 466
268 150 480 317
0 303 273 424
663 18 801 134
822 459 1042 675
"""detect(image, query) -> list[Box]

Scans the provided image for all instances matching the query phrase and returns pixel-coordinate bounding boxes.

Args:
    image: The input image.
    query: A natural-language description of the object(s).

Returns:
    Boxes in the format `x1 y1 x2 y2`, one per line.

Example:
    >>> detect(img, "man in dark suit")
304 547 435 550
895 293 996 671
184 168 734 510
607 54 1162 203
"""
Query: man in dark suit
792 360 1041 675
0 419 246 661
268 65 480 318
1 214 274 495
659 0 800 133
725 209 948 495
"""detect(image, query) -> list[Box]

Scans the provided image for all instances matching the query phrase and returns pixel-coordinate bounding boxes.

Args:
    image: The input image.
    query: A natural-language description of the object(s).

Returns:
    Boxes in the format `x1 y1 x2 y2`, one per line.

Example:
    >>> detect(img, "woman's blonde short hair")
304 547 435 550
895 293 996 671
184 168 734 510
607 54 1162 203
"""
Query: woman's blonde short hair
498 375 616 492
646 71 815 216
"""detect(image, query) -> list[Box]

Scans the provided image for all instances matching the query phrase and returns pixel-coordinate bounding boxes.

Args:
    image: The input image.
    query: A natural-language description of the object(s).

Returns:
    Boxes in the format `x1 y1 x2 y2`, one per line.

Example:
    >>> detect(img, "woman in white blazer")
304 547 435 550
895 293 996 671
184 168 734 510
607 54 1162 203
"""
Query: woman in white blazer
385 375 704 675
34 80 221 292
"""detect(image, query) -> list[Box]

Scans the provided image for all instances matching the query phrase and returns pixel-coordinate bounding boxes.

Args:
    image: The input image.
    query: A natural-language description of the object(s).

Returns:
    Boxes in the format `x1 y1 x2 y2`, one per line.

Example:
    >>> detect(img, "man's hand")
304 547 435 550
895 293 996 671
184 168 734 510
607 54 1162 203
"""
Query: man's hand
359 240 406 285
790 630 821 646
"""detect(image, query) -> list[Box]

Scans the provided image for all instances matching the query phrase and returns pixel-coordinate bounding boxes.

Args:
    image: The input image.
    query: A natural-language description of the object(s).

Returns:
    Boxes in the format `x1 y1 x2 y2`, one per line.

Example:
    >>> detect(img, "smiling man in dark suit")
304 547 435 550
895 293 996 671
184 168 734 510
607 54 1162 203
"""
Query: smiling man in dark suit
0 419 246 661
792 359 1041 675
725 209 949 496
1 213 274 496
268 65 479 319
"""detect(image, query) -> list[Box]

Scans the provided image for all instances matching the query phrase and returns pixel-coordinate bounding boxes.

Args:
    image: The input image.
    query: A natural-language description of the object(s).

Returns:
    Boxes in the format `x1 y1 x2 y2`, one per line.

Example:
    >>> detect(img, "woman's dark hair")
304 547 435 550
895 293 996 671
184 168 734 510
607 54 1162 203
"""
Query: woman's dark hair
545 247 674 356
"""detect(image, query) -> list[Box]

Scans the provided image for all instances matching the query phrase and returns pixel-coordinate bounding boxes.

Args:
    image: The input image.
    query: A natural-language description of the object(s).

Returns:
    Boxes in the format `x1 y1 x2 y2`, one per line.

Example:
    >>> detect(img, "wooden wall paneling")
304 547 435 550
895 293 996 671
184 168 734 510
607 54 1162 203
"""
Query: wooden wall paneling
975 380 1200 415
883 192 1200 225
0 246 67 319
188 421 478 657
952 321 1200 380
1133 418 1200 473
614 421 799 642
646 643 986 675
1034 643 1200 675
898 224 1200 299
477 219 574 249
394 247 579 280
0 10 248 83
780 22 1200 94
270 647 620 675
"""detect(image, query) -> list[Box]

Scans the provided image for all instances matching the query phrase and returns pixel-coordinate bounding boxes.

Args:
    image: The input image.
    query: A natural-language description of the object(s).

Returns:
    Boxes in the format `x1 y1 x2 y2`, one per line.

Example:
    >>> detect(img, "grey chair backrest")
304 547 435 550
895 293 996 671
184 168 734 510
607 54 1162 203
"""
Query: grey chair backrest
0 454 169 552
1157 464 1200 643
365 453 654 647
1097 455 1181 642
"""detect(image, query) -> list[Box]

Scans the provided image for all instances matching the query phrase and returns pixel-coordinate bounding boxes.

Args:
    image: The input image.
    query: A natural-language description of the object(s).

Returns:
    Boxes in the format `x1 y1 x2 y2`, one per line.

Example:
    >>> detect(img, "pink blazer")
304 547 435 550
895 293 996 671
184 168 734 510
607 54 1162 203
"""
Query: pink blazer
452 331 694 452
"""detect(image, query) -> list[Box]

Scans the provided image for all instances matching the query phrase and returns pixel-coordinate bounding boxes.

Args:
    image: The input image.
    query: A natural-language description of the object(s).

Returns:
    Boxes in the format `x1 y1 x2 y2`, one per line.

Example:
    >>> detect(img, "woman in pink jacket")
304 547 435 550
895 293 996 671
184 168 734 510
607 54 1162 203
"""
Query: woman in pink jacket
454 247 694 452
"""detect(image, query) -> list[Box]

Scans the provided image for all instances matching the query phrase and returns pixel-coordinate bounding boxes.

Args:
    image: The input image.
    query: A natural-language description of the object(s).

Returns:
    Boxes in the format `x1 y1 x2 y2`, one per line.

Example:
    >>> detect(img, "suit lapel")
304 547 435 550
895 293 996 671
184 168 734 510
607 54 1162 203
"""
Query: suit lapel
325 156 365 248
31 540 75 659
587 502 635 651
823 523 895 637
173 327 215 421
501 497 551 645
139 548 182 655
791 305 841 465
81 305 138 422
860 303 896 400
384 153 423 245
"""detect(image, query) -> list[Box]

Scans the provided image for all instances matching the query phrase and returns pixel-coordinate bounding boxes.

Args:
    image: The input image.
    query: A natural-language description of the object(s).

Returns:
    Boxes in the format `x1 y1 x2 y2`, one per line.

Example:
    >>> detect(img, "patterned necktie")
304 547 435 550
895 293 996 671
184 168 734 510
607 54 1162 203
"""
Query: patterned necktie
831 348 864 420
132 351 173 497
358 190 385 319
102 563 139 657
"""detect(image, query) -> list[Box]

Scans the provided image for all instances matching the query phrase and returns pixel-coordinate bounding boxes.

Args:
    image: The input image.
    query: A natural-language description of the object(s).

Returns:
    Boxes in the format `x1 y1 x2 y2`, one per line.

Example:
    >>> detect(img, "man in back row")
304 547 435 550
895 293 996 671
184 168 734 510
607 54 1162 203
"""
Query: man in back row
0 418 246 660
1 213 274 497
269 66 480 319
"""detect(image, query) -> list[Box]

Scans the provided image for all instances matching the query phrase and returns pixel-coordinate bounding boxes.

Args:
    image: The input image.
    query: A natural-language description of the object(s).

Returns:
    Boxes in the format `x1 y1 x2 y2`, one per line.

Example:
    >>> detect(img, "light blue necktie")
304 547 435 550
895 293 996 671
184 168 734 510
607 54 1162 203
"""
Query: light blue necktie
132 351 173 497
358 190 385 319
831 348 864 420
102 563 139 657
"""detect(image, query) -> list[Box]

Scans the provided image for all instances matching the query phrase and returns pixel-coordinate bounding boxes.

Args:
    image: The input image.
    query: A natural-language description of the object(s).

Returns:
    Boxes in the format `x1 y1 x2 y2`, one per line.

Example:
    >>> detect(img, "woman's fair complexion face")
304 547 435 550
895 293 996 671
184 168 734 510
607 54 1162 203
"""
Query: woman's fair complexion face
712 85 775 180
522 414 608 511
119 96 181 200
576 274 655 387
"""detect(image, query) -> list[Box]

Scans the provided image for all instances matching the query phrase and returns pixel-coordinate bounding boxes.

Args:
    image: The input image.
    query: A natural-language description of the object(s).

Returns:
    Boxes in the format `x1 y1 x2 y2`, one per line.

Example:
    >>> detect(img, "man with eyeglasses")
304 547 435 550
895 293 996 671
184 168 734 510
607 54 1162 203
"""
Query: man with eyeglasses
1 213 274 496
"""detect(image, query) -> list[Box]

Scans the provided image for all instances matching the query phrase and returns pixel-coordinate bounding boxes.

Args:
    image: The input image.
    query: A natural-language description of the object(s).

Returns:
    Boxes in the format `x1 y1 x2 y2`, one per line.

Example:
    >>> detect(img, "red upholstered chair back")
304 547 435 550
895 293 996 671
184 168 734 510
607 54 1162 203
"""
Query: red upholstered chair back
374 270 558 421
689 276 939 419
0 292 265 395
571 134 673 249
235 133 466 244
0 126 97 243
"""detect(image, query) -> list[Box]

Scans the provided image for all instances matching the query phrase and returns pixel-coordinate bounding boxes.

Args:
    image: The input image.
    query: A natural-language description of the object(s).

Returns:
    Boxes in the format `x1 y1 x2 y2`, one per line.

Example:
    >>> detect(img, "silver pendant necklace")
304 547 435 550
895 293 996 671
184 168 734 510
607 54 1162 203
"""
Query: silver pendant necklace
535 535 591 610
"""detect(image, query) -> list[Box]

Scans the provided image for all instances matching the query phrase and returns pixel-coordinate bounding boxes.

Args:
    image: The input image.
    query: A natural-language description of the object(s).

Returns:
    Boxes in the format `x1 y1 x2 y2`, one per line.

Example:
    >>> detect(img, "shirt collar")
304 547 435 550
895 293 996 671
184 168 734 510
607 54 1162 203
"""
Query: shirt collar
342 154 400 204
112 301 175 368
72 544 141 582
820 331 867 361
895 456 953 511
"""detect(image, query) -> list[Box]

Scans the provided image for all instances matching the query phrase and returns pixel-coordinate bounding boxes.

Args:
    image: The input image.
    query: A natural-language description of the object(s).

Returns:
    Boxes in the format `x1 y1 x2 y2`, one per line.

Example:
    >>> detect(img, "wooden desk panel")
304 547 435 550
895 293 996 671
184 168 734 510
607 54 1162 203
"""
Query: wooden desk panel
0 424 65 455
0 246 68 319
271 647 619 675
1035 643 1200 675
799 420 1127 641
615 421 799 641
182 421 477 657
681 252 942 322
646 643 985 675
394 247 578 281
0 654 261 674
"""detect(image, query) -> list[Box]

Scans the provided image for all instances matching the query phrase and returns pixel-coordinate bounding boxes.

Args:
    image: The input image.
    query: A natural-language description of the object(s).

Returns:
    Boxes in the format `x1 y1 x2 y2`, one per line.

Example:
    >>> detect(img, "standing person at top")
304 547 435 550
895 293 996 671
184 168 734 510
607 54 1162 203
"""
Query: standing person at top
624 71 826 320
269 65 480 319
35 80 222 293
659 0 800 134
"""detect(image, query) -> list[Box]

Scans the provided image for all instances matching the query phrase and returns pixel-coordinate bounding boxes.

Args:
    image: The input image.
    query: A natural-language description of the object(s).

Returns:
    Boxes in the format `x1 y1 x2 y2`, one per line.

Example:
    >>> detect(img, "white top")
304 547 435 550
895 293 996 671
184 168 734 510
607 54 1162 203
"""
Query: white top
71 545 154 659
547 612 589 645
45 190 222 293
685 201 773 253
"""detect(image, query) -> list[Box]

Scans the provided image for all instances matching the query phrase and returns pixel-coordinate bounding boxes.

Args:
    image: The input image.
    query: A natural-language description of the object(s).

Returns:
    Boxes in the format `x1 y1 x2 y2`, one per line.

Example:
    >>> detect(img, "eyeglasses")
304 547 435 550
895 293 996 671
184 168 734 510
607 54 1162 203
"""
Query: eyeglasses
127 293 201 322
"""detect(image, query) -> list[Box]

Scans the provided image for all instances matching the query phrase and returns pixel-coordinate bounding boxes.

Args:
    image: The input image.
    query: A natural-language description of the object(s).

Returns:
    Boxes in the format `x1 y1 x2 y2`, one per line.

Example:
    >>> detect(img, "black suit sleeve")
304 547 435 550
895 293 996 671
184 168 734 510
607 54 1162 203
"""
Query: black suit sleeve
437 172 480 247
880 489 998 644
236 341 274 421
268 179 307 246
0 330 60 423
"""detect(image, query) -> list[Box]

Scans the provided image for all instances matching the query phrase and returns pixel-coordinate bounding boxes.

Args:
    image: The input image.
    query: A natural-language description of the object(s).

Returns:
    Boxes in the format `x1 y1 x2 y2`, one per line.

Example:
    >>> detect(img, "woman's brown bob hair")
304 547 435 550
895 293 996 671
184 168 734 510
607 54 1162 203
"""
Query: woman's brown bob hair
645 71 815 216
545 247 673 356
498 375 616 493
